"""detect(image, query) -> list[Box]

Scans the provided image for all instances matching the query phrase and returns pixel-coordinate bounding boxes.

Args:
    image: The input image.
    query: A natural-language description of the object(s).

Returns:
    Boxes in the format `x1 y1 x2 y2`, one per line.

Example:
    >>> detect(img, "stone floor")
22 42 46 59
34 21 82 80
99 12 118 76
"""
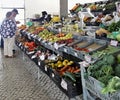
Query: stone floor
0 47 83 100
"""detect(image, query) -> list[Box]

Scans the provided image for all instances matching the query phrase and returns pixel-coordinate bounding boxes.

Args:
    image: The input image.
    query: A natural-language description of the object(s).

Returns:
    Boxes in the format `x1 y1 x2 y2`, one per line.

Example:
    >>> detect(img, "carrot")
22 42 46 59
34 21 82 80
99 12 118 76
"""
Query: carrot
73 68 80 73
60 65 69 72
70 67 75 73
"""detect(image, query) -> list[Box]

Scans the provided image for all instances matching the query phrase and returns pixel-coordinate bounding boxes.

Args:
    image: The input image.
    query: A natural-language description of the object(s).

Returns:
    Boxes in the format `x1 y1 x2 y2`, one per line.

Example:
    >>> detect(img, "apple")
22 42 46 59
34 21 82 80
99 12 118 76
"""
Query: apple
116 34 120 41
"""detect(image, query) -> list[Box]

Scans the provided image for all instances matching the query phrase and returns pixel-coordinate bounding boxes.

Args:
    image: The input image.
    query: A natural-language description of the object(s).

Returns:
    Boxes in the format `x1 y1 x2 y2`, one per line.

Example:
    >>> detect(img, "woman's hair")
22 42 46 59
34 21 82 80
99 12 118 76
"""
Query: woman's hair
6 11 12 18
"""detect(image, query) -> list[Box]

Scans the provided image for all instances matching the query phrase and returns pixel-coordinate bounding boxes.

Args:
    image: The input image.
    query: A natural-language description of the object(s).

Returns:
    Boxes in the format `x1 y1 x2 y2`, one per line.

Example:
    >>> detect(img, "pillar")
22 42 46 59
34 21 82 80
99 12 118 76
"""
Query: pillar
59 0 68 18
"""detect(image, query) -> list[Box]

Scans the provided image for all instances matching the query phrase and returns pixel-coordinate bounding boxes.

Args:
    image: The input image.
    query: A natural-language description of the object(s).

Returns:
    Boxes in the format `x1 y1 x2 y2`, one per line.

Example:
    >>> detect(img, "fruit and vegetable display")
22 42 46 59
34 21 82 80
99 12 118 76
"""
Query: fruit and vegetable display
107 21 120 33
24 41 37 51
38 29 73 43
16 0 120 98
18 24 27 30
26 26 45 35
90 45 120 60
44 55 80 82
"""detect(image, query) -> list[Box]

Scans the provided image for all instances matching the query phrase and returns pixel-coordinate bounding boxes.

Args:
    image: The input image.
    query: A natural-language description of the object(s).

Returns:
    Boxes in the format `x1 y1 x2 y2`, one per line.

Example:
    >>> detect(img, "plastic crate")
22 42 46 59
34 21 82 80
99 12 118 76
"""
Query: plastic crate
48 67 82 98
68 47 85 60
86 39 108 53
85 76 120 100
81 66 120 100
60 78 82 98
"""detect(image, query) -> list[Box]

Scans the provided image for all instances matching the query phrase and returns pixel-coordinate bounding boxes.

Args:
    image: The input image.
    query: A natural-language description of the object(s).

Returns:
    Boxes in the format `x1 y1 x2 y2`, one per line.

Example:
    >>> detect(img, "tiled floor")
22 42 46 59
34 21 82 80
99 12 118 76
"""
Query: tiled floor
0 48 82 100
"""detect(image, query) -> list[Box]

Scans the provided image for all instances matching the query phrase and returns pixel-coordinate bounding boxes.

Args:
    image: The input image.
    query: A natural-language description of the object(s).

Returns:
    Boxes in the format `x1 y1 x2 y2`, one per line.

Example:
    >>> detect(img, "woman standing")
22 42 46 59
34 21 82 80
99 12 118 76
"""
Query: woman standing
0 11 17 58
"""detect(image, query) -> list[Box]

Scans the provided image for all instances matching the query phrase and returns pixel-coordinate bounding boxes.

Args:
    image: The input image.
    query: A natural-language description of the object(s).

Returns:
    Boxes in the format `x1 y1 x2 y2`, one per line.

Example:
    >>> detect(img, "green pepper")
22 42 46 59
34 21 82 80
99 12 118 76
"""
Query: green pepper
64 71 76 82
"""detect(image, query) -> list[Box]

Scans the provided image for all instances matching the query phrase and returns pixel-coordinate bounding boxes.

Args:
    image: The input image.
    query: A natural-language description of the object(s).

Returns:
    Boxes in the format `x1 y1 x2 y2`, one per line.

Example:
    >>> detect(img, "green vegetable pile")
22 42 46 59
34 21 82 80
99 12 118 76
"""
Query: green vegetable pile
107 20 120 32
102 76 120 94
87 49 120 94
87 54 115 85
91 45 120 60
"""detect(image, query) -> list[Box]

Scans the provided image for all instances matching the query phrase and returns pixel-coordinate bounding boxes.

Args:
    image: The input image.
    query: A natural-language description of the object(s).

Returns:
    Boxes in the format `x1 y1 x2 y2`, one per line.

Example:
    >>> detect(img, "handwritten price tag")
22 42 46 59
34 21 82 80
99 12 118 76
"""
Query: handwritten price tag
61 79 67 90
110 40 118 46
38 38 41 42
31 34 34 37
64 48 67 52
52 73 55 78
19 43 22 46
54 42 59 50
84 54 92 63
45 66 47 71
74 52 78 57
38 61 41 66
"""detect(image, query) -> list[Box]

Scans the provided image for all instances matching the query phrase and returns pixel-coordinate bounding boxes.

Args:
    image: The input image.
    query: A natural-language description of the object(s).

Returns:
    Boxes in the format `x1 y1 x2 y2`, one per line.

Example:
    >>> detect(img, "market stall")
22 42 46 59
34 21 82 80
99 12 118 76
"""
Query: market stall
15 0 120 99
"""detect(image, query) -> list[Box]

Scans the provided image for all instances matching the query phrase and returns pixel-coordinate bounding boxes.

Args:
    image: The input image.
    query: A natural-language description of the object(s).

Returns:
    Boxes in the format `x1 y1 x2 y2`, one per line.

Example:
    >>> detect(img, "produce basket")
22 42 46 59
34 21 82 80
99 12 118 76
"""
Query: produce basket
46 58 82 98
86 39 108 53
67 37 108 60
65 78 82 98
68 47 85 60
81 57 120 100
58 36 83 53
49 70 82 99
84 74 120 100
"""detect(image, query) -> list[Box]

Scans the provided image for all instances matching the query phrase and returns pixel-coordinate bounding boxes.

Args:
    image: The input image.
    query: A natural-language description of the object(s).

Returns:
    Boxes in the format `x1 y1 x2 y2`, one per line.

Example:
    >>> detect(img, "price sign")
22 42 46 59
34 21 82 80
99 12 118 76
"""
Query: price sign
54 42 59 50
34 35 37 38
74 52 78 57
110 40 118 46
19 43 22 46
38 38 41 42
45 66 47 71
27 51 35 54
40 54 45 61
28 35 31 40
31 55 36 59
52 73 54 78
64 48 67 52
61 79 67 90
31 34 34 37
84 54 92 63
38 61 41 66
58 28 62 33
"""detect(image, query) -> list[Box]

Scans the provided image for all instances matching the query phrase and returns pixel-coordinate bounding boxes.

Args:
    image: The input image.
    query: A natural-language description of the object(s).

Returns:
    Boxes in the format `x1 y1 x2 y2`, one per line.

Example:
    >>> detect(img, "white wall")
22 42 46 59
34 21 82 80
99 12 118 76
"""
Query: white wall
25 0 59 18
25 0 107 19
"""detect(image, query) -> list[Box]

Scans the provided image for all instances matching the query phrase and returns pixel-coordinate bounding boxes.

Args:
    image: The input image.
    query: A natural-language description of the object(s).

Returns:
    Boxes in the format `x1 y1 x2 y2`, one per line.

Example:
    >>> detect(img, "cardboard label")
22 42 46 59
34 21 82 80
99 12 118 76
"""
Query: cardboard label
45 66 47 71
84 54 92 63
64 48 67 52
74 52 78 57
61 79 67 90
38 61 41 66
52 73 54 77
54 42 59 50
110 40 118 46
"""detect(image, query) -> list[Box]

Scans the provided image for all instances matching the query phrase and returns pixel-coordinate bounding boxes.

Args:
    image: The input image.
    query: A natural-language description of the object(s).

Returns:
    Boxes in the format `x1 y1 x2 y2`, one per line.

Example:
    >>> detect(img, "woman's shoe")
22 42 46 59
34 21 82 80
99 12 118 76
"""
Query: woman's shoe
8 55 16 58
4 55 9 58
